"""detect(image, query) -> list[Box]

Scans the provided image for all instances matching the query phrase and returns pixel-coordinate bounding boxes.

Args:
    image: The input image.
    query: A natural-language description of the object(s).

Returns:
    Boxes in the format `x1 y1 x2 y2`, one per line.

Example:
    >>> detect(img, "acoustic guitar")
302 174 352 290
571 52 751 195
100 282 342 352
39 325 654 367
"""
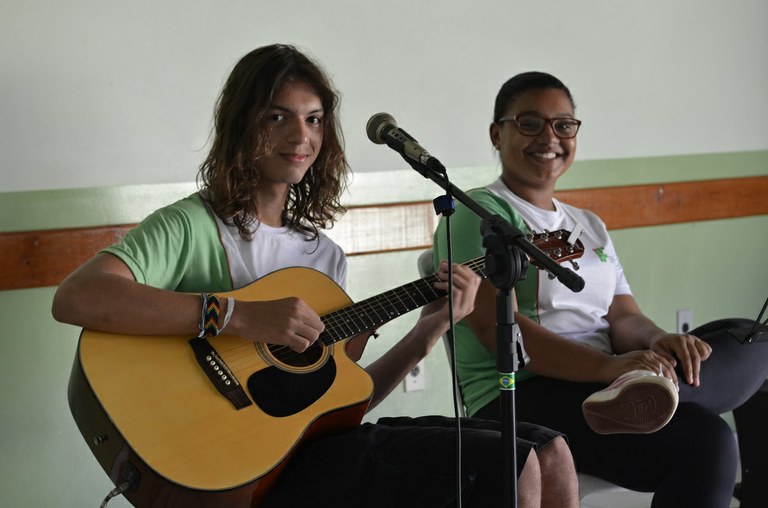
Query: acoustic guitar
67 229 583 507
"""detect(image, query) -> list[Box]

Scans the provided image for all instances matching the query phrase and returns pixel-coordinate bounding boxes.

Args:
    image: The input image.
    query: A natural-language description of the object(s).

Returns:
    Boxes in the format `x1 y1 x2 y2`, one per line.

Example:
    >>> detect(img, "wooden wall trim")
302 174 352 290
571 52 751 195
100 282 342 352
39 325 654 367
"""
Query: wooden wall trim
555 176 768 230
1 226 131 291
2 176 766 291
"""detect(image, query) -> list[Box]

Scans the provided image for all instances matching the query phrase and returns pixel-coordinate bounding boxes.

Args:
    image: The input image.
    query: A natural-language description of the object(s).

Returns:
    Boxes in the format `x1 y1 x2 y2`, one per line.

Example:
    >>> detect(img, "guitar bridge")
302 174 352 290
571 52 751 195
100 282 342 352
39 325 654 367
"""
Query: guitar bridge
188 337 252 410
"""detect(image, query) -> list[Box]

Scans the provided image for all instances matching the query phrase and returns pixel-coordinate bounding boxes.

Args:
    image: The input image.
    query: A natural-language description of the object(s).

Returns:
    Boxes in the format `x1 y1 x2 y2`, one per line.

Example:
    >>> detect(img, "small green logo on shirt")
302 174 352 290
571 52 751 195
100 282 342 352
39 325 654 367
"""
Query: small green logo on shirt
593 247 609 262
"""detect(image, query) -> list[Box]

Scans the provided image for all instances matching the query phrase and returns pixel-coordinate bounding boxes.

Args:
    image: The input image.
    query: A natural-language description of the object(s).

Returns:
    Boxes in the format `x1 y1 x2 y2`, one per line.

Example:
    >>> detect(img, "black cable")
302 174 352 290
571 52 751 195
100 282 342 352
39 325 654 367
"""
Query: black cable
747 295 768 342
431 188 465 507
443 210 463 508
99 481 130 508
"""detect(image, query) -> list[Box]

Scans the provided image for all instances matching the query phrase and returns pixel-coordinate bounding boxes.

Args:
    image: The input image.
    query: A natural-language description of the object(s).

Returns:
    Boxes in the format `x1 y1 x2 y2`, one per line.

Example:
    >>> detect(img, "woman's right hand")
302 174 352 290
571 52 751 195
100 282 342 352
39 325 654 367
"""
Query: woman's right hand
600 350 679 388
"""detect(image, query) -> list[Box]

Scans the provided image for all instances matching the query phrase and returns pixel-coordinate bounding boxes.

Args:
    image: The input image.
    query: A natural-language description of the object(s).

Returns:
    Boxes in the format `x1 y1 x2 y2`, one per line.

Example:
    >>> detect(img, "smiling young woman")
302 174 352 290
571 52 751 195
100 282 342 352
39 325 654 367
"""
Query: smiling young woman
434 70 768 508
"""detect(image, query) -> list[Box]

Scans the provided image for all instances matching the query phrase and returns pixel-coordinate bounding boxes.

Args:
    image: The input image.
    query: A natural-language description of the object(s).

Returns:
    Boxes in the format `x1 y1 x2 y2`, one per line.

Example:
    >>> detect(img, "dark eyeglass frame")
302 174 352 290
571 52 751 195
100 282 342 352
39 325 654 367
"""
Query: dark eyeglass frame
496 114 582 139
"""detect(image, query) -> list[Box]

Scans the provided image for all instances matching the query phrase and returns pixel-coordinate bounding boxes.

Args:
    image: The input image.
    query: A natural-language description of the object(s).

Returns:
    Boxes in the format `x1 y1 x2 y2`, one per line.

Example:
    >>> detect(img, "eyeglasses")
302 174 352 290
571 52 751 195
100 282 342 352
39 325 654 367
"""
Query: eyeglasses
497 114 582 139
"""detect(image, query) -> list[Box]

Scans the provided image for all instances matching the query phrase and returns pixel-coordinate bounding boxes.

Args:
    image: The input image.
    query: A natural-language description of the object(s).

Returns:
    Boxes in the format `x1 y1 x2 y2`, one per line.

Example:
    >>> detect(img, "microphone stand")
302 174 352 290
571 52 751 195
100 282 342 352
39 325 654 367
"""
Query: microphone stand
407 161 584 507
481 217 528 508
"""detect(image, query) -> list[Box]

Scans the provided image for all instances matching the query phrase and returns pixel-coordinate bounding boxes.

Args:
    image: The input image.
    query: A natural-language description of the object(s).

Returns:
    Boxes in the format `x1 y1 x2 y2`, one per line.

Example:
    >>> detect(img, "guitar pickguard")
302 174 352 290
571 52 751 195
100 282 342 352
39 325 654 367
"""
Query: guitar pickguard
247 357 337 417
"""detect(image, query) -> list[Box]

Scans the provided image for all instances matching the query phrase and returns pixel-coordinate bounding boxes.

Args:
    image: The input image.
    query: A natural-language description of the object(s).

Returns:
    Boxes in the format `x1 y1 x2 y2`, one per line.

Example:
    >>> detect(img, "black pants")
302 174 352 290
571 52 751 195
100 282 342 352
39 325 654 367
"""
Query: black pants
475 319 768 508
733 379 768 507
263 415 563 507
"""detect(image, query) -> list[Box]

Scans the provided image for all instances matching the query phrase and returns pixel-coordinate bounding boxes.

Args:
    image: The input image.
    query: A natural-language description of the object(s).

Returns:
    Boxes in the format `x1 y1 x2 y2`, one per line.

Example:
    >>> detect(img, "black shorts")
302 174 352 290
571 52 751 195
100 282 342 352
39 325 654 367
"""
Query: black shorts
264 415 565 507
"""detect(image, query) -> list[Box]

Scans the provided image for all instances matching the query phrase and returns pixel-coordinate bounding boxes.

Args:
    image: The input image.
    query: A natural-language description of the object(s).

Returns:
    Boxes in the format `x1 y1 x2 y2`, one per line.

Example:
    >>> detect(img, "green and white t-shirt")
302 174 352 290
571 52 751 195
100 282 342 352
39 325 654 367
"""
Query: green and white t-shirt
104 193 347 292
433 178 631 416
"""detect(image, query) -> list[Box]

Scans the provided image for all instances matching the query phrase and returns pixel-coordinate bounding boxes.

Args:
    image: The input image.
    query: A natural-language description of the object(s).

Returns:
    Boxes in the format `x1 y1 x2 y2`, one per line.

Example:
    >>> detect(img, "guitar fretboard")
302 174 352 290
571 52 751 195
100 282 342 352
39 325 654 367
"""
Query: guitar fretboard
319 256 488 345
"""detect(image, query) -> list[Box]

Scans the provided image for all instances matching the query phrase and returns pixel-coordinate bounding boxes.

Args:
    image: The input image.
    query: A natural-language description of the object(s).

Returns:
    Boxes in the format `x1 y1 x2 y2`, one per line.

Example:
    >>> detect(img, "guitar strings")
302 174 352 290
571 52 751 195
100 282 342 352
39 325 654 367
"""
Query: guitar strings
207 240 577 376
207 235 576 377
215 256 491 372
265 276 444 364
215 274 448 371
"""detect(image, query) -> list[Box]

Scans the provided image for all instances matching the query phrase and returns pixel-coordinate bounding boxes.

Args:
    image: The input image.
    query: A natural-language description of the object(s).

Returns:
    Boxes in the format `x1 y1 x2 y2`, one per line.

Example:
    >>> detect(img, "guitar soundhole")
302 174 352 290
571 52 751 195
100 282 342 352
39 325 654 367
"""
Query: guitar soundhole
247 357 337 417
268 342 323 368
255 341 333 373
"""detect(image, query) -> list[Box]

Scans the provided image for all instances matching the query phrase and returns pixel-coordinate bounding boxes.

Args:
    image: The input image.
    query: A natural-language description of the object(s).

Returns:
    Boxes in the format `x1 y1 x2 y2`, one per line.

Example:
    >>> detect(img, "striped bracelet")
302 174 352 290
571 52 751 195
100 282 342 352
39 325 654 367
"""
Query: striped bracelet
198 292 221 338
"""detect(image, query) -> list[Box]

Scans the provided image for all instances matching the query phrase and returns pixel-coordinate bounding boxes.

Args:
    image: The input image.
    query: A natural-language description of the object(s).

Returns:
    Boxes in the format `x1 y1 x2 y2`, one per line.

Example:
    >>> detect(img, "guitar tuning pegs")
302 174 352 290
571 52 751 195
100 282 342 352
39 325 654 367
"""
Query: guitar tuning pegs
547 271 556 280
570 260 580 271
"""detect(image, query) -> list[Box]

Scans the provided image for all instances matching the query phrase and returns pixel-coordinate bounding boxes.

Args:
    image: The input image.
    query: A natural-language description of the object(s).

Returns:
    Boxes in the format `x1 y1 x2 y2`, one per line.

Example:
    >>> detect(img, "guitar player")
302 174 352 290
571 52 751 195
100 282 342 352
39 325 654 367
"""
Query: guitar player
52 44 580 507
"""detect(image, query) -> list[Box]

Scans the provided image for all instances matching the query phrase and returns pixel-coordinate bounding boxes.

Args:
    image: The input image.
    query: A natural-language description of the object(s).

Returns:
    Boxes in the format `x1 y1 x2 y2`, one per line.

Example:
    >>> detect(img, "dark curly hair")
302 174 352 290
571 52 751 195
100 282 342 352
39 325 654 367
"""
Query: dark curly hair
198 44 348 240
493 71 575 123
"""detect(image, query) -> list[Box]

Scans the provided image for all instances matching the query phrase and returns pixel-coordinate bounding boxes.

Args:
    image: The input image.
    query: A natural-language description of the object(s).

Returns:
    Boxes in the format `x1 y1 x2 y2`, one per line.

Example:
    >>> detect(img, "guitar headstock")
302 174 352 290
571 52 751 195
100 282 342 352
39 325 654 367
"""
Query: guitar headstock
527 229 584 268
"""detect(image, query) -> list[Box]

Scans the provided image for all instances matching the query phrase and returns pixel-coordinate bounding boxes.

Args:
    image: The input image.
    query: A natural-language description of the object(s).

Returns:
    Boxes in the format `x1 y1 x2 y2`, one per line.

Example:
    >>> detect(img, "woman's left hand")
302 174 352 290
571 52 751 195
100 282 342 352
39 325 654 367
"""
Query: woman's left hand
650 333 712 387
416 262 480 352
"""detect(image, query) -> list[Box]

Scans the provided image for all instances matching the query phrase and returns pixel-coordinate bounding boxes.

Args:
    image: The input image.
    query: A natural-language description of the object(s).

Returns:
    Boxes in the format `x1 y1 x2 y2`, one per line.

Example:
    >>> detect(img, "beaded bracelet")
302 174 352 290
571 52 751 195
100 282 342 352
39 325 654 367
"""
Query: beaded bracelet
198 293 221 338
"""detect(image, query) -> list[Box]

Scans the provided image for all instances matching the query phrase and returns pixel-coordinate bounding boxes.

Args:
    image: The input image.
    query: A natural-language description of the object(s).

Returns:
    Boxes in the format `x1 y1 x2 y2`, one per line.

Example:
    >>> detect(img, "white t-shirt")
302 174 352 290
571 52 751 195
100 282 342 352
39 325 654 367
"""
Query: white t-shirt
215 216 347 290
486 178 632 354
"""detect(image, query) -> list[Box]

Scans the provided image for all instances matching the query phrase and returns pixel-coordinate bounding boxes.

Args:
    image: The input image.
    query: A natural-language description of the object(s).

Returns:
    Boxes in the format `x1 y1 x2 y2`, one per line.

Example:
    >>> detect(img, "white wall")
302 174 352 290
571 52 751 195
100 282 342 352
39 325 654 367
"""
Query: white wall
2 0 767 192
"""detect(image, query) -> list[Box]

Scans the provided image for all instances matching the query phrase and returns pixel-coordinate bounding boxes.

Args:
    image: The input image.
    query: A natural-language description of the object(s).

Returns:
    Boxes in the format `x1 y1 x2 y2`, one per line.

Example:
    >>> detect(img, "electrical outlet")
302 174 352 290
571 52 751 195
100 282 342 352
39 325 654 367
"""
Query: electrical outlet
404 361 426 392
676 308 693 334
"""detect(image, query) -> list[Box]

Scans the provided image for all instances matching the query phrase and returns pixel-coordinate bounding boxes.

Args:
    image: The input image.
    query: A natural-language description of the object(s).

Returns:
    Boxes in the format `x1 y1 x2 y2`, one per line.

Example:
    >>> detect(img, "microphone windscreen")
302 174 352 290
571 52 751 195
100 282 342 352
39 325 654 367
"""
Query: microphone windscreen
366 112 396 144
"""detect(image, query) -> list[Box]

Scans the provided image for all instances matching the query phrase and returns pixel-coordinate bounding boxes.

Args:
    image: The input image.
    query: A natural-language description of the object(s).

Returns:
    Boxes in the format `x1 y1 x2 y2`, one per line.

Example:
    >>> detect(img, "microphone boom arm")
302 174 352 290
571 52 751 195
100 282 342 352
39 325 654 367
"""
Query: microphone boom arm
419 168 584 293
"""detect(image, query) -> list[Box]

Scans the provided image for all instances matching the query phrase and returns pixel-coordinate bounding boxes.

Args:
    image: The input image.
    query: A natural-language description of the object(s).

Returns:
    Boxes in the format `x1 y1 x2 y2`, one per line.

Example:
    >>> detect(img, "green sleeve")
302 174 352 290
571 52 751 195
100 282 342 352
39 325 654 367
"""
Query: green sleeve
433 188 539 322
433 188 530 266
102 194 232 292
431 188 539 416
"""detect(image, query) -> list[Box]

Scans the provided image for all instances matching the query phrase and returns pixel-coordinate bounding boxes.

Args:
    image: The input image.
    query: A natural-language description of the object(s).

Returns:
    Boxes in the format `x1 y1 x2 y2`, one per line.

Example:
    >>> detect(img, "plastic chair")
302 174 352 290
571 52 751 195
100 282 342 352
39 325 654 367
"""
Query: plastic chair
417 248 627 501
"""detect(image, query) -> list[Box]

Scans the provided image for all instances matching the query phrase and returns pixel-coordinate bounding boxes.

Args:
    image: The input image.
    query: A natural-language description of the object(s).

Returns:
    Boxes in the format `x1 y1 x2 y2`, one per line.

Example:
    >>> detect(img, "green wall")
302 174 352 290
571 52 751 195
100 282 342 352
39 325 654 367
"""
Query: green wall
0 151 766 507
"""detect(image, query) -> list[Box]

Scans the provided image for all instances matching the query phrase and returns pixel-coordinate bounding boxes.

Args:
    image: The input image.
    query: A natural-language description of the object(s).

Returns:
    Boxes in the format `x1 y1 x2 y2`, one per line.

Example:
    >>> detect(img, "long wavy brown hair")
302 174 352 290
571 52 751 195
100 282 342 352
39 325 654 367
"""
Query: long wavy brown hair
198 44 348 240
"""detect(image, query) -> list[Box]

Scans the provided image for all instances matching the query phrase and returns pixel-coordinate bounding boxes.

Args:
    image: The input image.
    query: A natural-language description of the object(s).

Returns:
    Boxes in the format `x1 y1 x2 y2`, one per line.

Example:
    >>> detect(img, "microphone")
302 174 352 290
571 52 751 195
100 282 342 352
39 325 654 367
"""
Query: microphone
366 112 447 174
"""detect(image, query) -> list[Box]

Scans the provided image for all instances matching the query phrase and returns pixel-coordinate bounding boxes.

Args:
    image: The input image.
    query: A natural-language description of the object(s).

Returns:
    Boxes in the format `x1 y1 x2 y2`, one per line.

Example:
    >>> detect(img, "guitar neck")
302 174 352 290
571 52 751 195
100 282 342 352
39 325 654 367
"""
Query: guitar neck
318 228 583 346
319 256 487 345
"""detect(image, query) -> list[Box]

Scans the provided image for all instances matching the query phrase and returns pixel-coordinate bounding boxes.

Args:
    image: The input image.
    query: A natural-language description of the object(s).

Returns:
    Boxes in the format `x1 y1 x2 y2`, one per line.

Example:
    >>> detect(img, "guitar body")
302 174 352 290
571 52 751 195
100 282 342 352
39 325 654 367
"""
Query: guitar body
68 267 374 507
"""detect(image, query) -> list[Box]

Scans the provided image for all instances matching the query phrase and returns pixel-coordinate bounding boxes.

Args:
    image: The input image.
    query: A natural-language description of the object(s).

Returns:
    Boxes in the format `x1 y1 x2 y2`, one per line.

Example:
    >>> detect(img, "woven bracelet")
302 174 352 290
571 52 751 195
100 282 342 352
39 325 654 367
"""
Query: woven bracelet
198 292 222 337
